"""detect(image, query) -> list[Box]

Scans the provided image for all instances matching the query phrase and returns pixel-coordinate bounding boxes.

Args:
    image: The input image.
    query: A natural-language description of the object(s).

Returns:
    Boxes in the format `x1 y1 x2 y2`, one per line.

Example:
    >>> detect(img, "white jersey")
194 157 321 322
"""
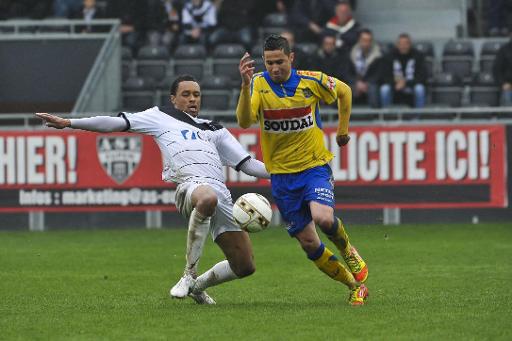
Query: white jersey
119 106 250 187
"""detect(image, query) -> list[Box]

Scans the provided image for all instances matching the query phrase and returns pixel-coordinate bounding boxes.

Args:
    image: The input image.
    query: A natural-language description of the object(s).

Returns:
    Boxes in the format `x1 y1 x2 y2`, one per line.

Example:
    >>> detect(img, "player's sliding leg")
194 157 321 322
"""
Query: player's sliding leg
191 231 255 296
296 223 356 287
295 223 368 305
310 202 368 283
171 185 217 299
170 208 210 298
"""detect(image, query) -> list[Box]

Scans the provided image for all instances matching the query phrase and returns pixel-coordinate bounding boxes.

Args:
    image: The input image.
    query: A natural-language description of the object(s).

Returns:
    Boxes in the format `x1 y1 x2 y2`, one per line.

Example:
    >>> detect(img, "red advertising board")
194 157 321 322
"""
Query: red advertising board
0 124 507 212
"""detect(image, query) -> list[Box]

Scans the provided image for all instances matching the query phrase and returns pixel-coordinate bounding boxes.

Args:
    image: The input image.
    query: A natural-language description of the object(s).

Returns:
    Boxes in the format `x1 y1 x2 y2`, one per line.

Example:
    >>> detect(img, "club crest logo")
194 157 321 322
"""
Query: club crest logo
302 87 313 98
97 135 142 184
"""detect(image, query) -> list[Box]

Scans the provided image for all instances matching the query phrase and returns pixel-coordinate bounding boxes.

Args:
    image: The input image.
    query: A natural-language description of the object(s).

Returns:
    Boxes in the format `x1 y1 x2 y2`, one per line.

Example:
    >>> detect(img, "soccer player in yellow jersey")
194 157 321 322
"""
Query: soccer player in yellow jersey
236 35 369 305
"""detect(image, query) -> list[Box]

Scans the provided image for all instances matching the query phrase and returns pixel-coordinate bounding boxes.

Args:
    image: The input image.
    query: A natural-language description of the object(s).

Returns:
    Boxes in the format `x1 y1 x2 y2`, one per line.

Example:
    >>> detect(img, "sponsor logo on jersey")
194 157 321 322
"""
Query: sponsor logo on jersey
297 70 320 78
97 135 142 184
263 106 314 134
302 87 313 98
327 76 336 90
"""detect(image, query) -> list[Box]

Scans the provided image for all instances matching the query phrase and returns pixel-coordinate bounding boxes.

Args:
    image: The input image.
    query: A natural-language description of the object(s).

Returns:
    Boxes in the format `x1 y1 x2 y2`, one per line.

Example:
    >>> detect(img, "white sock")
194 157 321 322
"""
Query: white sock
193 260 238 293
184 209 210 277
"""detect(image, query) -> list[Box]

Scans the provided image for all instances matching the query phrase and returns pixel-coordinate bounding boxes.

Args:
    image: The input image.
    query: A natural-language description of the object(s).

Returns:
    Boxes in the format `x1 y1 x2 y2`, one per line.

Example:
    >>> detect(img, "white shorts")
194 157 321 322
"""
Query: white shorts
175 181 242 240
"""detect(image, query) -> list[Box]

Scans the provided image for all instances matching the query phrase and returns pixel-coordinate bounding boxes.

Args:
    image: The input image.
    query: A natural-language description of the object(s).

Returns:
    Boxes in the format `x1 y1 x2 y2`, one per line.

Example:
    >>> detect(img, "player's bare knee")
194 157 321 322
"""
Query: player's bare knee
299 237 320 254
232 260 256 278
314 215 334 231
196 193 218 216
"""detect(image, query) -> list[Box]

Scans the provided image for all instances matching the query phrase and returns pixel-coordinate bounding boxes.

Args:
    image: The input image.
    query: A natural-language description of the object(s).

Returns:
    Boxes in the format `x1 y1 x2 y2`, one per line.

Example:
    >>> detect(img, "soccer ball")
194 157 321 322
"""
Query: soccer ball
232 193 272 233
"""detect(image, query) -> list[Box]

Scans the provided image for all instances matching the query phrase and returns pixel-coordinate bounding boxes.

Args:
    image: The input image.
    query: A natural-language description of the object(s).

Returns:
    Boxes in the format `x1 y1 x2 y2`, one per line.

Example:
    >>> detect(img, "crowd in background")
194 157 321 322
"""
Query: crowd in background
1 0 511 107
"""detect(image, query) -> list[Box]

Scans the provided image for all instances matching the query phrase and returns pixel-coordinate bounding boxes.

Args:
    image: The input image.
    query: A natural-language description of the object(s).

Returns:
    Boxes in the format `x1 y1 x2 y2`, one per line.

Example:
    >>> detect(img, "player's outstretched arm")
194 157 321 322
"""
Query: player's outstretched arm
335 81 352 147
236 52 255 129
36 113 128 132
239 158 270 179
35 112 71 129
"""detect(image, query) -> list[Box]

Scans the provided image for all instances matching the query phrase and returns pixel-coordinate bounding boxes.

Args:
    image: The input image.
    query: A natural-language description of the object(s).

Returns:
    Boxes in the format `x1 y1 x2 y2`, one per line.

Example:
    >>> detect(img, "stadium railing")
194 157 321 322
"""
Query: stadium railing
2 107 512 130
0 19 122 114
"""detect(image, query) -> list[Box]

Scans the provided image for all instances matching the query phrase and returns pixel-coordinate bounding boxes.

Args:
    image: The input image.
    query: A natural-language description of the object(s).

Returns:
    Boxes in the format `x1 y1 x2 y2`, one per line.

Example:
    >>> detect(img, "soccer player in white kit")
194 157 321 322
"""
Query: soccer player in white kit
36 75 269 305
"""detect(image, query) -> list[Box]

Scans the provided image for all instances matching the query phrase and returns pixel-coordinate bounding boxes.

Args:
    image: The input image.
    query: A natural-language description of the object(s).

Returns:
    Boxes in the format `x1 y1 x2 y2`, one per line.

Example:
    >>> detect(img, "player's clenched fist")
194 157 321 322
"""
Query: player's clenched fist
239 52 255 86
336 134 350 147
35 112 71 129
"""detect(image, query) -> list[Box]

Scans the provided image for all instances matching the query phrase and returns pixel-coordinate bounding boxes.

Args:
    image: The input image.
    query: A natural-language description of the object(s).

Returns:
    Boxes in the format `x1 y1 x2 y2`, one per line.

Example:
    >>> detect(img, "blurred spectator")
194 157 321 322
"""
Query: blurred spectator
280 29 312 70
253 0 289 26
54 0 82 18
71 0 106 33
208 0 256 50
289 0 338 42
107 0 150 51
6 0 53 19
276 0 294 13
350 28 381 107
145 0 177 48
488 0 512 37
180 0 216 47
324 1 361 52
493 35 512 105
379 33 427 108
311 34 353 86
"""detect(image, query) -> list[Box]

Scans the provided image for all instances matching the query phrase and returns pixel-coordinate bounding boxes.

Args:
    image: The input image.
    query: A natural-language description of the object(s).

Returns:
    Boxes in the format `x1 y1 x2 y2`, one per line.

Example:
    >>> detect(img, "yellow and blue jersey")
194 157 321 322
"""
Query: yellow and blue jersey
248 69 342 174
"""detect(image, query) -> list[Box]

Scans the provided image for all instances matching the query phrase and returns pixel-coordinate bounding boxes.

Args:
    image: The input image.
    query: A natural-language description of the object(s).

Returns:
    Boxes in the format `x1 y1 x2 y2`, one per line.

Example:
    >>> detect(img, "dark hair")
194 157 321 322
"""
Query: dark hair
170 74 198 96
264 34 291 55
336 0 351 9
398 33 411 40
358 28 373 38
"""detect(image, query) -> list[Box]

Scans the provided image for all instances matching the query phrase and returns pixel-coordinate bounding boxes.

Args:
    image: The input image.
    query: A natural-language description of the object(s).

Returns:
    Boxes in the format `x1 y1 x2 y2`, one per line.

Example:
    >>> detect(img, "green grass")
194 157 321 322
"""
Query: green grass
1 223 511 340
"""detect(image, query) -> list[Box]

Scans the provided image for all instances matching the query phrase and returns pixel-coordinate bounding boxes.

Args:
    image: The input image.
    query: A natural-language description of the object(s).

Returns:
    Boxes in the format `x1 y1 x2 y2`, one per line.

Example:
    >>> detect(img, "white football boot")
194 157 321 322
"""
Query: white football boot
170 274 195 298
188 290 216 305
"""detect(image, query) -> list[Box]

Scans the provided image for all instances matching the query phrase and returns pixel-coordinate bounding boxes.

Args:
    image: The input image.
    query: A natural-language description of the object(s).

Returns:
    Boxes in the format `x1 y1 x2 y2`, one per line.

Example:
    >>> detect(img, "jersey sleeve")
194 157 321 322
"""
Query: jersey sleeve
215 129 251 169
117 107 160 135
315 72 339 105
249 75 262 123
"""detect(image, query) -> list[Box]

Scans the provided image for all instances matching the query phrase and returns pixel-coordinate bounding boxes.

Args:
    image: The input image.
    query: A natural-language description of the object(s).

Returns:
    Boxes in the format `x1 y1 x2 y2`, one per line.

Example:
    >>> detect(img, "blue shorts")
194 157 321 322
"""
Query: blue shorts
271 164 335 236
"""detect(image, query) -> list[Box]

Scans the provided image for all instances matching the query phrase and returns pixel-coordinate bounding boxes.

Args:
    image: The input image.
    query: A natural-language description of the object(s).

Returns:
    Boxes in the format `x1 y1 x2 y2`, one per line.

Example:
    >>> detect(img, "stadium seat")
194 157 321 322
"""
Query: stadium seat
295 43 318 57
123 76 157 91
122 61 135 81
136 45 170 82
122 91 157 112
469 72 500 106
122 47 133 60
201 75 231 90
159 90 170 107
136 61 169 82
259 13 288 40
430 73 463 107
442 40 474 83
479 41 504 73
137 45 170 60
414 41 435 79
122 76 158 111
250 46 265 72
212 43 246 59
122 47 134 81
378 41 394 55
414 41 434 57
157 76 174 90
200 90 232 110
212 44 246 84
173 44 207 80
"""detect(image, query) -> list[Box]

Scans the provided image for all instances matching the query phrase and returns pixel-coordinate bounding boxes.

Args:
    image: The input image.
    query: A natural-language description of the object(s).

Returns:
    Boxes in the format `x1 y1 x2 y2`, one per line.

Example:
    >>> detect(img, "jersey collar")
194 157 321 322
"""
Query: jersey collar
158 106 223 131
263 69 300 98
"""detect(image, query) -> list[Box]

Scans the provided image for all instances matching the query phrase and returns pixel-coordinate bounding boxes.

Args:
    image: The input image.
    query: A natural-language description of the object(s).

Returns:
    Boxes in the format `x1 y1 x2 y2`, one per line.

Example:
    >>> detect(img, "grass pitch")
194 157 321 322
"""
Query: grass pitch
1 223 511 340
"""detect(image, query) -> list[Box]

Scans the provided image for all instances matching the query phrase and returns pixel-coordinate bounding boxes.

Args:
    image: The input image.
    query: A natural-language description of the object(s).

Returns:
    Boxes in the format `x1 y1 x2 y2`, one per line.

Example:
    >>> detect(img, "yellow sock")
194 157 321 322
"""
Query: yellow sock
308 243 356 288
326 217 351 256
